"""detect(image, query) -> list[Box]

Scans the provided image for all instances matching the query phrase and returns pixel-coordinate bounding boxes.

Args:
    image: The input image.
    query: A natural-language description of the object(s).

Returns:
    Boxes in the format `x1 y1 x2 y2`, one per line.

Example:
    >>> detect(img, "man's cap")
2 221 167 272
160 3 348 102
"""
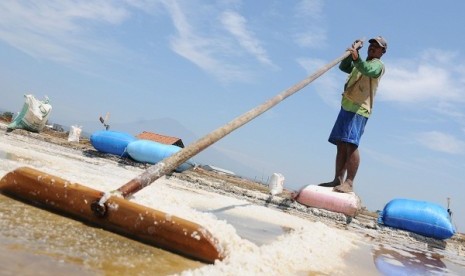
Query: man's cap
369 36 387 50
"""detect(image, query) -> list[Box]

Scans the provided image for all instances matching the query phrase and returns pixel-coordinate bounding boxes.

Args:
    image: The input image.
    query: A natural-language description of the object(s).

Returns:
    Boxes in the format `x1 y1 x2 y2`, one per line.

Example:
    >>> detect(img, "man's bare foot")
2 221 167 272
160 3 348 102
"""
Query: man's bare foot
318 180 340 187
333 182 353 193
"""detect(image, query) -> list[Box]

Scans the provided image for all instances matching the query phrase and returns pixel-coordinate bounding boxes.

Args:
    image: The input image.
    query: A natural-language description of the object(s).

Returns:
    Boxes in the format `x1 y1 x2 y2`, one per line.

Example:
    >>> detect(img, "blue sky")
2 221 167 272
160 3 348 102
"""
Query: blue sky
0 1 464 232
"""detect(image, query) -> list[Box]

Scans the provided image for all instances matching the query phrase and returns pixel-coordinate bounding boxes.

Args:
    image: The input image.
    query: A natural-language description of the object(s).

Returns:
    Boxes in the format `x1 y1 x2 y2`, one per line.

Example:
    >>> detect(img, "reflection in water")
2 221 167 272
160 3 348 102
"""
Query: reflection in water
201 204 292 246
215 211 292 246
373 244 448 275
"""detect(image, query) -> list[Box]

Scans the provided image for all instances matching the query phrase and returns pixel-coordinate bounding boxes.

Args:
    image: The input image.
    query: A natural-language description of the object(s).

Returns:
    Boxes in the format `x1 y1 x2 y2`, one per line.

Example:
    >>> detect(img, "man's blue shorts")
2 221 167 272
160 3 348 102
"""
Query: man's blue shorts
328 108 368 147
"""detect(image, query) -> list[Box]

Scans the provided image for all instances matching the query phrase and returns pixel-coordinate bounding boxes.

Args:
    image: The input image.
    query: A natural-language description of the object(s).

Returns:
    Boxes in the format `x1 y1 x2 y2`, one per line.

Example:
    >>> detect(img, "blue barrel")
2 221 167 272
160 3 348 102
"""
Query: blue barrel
378 198 455 240
90 130 136 157
127 139 194 172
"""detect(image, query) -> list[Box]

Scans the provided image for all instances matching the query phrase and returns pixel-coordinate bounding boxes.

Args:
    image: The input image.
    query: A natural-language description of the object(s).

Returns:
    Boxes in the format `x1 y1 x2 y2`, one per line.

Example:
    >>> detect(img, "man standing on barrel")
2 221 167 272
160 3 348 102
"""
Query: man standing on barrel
319 36 387 193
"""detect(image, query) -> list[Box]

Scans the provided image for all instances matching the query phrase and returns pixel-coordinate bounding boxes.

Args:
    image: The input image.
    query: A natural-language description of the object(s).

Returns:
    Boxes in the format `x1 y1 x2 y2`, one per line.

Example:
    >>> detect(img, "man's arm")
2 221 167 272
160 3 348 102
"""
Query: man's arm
353 58 384 78
339 55 354 74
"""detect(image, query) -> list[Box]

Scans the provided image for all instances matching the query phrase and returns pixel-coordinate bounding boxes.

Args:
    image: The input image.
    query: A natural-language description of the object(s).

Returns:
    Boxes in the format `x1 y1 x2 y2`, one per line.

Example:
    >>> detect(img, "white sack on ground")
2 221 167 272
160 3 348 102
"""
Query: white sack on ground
7 94 52 132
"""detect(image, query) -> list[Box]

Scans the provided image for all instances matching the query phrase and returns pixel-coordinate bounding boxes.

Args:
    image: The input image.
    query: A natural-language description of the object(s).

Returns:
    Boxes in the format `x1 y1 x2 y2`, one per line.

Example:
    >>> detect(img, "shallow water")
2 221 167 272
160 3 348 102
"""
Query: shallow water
348 240 465 276
0 194 202 276
195 204 292 246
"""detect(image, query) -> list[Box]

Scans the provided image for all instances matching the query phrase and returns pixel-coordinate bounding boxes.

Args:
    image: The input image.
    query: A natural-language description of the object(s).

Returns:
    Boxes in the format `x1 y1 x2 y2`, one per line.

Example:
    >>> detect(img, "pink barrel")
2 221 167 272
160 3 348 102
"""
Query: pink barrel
295 185 361 217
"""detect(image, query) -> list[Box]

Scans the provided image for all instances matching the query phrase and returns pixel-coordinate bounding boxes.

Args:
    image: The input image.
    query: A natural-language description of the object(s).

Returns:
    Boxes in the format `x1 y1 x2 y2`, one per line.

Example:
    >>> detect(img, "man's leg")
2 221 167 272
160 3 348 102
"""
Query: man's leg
319 142 347 187
334 143 359 193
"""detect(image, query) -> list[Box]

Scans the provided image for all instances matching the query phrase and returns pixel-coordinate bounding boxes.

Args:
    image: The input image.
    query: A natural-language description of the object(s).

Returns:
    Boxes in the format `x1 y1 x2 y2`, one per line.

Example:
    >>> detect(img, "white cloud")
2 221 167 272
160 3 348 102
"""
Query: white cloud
124 0 162 12
415 131 465 154
220 11 275 68
420 48 457 64
163 1 251 82
0 1 257 81
0 1 326 83
0 1 131 64
378 49 465 133
432 102 465 121
297 57 344 109
295 0 324 19
292 0 326 48
379 49 464 104
293 31 326 48
380 64 459 103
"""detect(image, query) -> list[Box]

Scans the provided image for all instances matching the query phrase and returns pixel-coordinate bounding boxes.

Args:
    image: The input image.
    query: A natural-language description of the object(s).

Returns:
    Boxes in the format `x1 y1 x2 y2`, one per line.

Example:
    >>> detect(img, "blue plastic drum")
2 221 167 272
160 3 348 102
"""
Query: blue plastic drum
378 198 455 240
90 130 136 157
127 139 194 172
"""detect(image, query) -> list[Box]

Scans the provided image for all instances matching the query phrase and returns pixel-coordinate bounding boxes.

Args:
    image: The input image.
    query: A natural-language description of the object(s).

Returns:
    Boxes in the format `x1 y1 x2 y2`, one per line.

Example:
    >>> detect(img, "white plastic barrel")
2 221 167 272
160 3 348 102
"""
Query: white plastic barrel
268 173 285 195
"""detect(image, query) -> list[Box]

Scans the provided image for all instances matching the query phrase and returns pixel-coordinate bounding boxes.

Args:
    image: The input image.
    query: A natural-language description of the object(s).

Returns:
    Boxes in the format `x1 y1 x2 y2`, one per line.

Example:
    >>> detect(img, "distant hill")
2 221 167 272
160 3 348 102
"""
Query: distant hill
112 117 199 145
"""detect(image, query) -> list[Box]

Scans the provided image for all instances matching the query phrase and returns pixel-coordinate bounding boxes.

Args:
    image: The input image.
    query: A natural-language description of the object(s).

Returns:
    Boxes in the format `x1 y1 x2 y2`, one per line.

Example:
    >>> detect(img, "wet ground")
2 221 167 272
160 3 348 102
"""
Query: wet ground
2 191 464 275
0 123 464 275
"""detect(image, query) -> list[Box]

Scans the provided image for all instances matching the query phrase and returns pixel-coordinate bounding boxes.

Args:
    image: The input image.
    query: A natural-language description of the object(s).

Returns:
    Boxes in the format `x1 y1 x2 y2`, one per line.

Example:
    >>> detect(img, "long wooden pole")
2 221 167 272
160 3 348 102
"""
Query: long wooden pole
92 41 361 216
